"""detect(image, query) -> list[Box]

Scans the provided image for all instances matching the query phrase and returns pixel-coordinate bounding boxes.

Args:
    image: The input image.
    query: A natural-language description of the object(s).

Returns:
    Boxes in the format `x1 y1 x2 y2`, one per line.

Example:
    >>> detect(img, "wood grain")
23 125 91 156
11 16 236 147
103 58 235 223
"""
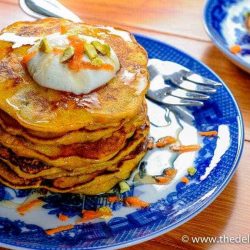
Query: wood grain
0 0 249 250
0 1 34 28
60 0 209 41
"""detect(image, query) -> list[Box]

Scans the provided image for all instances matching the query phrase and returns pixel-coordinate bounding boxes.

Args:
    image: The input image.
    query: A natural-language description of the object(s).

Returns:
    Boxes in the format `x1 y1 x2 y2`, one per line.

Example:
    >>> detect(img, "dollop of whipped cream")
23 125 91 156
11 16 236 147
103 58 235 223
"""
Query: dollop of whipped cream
26 33 120 94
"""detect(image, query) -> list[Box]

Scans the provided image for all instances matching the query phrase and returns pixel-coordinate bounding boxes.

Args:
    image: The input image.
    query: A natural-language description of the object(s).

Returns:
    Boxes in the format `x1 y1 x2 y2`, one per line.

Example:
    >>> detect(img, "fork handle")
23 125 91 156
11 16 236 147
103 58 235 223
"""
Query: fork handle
148 60 187 78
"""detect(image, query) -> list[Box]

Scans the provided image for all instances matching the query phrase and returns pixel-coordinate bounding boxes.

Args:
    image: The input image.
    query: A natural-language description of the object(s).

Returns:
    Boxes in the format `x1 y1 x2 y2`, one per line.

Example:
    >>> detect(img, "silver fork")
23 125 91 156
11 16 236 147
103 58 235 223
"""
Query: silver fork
147 59 222 106
20 1 222 107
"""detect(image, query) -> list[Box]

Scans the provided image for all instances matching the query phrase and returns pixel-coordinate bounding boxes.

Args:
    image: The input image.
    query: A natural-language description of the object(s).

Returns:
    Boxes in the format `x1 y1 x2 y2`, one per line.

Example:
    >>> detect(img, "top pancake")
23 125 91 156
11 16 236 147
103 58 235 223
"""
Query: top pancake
0 18 149 133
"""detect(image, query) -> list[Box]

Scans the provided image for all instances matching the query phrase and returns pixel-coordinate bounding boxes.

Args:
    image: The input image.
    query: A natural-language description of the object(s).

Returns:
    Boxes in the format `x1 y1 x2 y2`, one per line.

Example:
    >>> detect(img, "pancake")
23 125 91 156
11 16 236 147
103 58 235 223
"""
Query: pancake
0 125 134 159
0 18 149 133
0 150 146 194
0 122 149 179
0 18 150 195
0 102 146 147
0 109 127 145
0 114 148 168
0 130 147 194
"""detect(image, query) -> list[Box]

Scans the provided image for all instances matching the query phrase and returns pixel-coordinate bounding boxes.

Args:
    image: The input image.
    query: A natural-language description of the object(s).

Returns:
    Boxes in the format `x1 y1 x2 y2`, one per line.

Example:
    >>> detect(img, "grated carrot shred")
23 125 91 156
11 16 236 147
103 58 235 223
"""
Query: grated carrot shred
124 197 149 208
22 51 37 64
165 168 177 176
68 35 85 71
181 177 190 184
230 45 241 54
155 176 172 184
170 144 201 153
199 131 218 137
107 196 120 203
156 136 176 148
58 214 69 221
17 199 43 216
155 168 177 184
45 224 74 236
78 210 100 223
78 207 112 223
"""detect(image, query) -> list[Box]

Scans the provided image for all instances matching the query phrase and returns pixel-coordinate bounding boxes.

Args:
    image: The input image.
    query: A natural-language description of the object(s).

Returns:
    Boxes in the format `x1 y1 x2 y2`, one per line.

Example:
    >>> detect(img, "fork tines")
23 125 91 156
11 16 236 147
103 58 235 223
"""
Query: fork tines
147 62 222 106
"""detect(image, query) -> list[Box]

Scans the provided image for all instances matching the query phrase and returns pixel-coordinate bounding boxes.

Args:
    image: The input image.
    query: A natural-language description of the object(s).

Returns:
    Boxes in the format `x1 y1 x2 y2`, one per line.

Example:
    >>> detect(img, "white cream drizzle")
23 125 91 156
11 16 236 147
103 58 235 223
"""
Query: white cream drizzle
0 32 40 48
0 24 132 49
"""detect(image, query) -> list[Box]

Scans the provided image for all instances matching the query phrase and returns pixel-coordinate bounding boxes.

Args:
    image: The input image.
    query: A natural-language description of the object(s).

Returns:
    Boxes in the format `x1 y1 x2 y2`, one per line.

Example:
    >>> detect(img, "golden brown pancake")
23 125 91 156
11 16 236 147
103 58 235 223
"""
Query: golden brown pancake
0 18 149 133
0 122 148 178
0 129 148 194
0 109 127 144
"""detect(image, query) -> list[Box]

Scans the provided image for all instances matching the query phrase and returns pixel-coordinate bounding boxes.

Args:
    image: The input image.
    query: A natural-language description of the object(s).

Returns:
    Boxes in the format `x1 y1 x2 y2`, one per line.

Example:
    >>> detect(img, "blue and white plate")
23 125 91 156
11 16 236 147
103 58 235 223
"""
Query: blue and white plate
204 0 250 73
0 35 244 250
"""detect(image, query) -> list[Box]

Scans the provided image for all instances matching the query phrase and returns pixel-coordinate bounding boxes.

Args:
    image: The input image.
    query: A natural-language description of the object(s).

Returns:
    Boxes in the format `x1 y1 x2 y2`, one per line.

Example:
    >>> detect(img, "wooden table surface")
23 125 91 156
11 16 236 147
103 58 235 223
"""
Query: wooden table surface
0 0 249 249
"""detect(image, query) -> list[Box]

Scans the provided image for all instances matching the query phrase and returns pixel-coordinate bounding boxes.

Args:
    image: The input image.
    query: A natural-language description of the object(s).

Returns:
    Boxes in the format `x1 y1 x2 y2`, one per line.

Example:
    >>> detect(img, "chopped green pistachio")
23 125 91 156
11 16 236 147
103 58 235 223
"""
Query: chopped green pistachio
60 46 75 63
85 42 97 60
187 167 197 176
119 181 130 194
92 41 111 56
39 38 51 53
91 57 103 66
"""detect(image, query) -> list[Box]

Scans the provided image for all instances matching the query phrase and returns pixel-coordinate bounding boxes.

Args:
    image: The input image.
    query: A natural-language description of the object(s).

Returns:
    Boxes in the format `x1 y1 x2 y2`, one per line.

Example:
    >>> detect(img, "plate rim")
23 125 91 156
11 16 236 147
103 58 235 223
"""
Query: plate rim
203 0 250 73
0 33 245 250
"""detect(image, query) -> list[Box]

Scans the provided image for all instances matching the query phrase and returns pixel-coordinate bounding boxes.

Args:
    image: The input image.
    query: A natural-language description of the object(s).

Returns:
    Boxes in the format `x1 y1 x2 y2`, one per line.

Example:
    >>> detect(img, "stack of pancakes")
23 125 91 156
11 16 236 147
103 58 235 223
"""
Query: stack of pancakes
0 18 149 195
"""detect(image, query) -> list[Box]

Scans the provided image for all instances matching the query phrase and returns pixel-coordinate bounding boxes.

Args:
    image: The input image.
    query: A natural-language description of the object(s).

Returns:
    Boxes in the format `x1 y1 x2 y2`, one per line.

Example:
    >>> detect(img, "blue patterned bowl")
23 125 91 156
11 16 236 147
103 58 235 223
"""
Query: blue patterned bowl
204 0 250 73
0 35 244 249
